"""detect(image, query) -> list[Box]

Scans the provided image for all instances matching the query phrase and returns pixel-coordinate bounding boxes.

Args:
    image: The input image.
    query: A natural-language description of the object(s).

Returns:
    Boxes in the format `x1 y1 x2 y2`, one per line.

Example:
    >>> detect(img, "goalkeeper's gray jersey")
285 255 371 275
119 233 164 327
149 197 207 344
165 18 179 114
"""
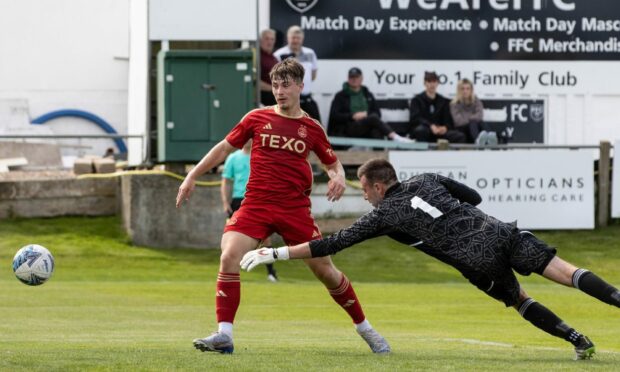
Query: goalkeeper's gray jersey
309 173 519 279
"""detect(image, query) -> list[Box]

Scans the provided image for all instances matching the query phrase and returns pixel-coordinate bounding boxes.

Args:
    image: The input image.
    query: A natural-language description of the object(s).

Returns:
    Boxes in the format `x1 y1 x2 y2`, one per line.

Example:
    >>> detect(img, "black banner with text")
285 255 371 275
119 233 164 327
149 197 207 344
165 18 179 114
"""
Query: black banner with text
271 0 620 60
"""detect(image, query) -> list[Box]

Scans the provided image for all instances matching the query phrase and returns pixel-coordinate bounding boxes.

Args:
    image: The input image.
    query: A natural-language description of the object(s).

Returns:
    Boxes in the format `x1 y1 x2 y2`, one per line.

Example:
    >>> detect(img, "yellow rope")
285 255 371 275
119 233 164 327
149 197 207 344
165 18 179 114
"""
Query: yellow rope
345 179 362 189
76 170 221 187
78 169 362 189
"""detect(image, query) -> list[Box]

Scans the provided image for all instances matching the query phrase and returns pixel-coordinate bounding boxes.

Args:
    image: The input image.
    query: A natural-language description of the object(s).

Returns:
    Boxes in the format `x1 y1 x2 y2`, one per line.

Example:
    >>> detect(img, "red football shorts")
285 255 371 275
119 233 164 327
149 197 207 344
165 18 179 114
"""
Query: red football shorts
223 203 322 245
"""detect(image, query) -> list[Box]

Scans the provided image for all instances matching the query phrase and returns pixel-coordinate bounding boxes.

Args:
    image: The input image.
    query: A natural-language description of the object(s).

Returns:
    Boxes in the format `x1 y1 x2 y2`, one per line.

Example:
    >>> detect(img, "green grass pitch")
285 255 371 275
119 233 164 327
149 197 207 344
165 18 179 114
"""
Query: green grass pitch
1 217 619 371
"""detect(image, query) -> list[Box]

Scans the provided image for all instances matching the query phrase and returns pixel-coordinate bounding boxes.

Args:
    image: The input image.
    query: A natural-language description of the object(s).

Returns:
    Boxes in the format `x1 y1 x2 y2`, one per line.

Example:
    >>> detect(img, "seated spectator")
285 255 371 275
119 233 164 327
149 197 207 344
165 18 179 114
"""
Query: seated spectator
327 67 412 143
450 79 491 144
410 72 466 143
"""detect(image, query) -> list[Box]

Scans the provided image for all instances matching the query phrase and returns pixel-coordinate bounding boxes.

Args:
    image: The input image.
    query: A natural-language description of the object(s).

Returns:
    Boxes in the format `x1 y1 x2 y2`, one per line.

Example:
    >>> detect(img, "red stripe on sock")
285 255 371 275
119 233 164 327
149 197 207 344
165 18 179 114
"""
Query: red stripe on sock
329 276 350 296
215 272 241 323
328 275 366 324
217 273 240 282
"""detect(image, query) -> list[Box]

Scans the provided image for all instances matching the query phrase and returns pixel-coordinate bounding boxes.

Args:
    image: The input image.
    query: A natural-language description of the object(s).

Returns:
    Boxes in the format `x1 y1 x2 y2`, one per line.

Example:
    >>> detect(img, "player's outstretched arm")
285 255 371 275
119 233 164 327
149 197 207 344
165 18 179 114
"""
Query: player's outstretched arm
240 243 312 271
176 140 236 208
324 160 346 202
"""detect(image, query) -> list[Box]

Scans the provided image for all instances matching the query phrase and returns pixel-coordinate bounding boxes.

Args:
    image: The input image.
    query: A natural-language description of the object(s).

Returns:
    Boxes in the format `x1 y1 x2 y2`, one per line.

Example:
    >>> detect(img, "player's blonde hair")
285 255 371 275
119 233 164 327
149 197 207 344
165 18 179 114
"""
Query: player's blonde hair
269 58 305 84
357 159 397 185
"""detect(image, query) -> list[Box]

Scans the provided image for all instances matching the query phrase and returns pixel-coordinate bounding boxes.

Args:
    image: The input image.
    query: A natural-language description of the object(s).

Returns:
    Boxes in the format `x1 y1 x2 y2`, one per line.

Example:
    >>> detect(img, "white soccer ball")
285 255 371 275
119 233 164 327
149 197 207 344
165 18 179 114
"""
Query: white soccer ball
12 244 55 286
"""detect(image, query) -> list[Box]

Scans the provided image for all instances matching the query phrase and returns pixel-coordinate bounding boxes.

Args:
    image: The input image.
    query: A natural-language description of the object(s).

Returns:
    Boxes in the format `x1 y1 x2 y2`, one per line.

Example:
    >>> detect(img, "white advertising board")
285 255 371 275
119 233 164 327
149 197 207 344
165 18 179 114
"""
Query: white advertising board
612 141 620 218
149 0 257 41
389 150 594 229
313 60 620 97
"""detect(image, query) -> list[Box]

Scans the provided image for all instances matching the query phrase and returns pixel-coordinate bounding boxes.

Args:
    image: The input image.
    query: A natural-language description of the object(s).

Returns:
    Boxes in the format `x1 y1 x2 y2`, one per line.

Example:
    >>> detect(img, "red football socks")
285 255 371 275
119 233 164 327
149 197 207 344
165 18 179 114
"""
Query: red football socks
328 274 366 324
215 272 241 323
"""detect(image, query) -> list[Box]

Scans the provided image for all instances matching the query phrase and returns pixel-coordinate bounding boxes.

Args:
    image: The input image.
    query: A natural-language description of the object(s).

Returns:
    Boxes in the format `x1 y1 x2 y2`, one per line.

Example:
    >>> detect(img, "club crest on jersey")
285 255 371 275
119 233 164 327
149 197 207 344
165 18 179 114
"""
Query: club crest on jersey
286 0 318 13
298 125 308 138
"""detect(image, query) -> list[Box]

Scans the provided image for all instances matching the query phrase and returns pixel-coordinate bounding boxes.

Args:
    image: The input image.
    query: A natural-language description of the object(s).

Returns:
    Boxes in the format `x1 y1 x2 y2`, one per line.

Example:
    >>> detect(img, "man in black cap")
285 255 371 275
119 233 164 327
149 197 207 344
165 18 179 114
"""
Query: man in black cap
328 67 412 143
409 71 465 143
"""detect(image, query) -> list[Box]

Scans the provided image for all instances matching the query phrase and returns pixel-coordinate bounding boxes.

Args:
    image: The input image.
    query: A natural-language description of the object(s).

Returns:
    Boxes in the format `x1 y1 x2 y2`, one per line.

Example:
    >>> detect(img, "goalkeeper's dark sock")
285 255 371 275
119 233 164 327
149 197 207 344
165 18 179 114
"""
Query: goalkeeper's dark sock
572 269 620 307
328 274 366 324
518 298 583 346
215 272 241 324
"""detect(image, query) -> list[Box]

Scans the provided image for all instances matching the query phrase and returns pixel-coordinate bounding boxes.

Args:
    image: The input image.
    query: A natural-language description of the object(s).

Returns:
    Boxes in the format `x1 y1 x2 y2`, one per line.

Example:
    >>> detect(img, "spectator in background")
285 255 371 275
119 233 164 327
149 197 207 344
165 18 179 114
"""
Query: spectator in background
410 72 465 143
274 25 321 122
221 140 278 282
258 29 278 106
450 79 491 144
328 67 413 143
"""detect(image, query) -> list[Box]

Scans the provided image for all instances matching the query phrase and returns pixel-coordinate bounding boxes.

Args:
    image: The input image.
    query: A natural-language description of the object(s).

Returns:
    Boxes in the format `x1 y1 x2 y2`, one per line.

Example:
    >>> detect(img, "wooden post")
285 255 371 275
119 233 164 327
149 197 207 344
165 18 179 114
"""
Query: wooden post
597 140 611 228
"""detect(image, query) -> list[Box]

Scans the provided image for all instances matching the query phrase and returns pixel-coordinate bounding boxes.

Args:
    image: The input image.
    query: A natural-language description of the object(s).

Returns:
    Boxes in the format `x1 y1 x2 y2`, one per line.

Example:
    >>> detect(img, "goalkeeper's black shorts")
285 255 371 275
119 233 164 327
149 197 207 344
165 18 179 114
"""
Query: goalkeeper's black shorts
466 231 557 307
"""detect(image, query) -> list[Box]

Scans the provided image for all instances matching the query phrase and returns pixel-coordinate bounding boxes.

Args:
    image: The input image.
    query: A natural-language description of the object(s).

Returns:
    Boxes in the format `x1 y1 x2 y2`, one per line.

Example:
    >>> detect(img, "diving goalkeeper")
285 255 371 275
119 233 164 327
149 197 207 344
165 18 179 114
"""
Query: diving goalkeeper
241 158 620 360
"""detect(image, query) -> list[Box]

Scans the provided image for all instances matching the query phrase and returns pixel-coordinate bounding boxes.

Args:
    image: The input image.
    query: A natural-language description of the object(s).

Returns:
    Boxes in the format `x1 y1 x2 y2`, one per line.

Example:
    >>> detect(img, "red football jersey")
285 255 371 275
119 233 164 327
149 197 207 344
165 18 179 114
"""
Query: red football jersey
226 106 338 208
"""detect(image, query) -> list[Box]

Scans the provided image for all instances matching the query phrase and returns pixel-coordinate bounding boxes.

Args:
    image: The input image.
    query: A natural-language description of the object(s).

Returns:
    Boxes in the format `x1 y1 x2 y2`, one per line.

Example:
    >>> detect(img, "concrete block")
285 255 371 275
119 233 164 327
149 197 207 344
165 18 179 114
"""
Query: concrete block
0 177 118 218
0 142 62 169
83 155 102 160
121 174 224 248
93 158 115 173
0 157 28 167
0 178 116 199
73 158 93 175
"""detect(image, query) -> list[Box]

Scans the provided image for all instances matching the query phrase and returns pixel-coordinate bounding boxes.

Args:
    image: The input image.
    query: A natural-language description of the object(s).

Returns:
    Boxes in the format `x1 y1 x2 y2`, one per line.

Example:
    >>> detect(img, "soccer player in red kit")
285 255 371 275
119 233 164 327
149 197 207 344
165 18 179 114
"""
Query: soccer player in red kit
176 58 390 354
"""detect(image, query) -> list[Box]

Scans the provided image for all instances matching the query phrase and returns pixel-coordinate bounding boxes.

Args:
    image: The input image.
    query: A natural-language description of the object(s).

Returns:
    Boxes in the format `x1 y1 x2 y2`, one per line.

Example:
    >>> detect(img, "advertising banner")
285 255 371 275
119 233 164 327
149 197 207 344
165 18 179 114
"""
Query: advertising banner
389 150 595 229
482 99 545 143
270 1 620 96
272 0 620 61
613 141 620 218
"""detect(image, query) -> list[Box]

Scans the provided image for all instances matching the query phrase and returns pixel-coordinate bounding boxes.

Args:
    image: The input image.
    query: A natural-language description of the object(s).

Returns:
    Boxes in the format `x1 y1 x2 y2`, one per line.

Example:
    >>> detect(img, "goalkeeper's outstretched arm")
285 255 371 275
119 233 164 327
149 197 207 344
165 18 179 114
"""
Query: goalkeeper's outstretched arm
239 242 313 271
240 209 387 271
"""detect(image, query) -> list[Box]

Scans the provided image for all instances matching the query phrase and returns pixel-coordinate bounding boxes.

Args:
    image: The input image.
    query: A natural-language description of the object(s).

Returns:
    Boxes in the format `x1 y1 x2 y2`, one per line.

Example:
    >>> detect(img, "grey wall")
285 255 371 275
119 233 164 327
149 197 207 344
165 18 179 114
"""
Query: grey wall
0 177 117 218
0 173 361 248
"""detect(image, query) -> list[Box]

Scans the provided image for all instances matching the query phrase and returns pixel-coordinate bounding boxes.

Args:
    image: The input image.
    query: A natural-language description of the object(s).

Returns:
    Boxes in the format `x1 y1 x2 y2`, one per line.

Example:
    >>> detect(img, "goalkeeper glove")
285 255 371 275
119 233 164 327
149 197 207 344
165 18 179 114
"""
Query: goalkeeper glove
240 247 289 272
